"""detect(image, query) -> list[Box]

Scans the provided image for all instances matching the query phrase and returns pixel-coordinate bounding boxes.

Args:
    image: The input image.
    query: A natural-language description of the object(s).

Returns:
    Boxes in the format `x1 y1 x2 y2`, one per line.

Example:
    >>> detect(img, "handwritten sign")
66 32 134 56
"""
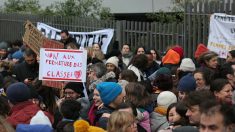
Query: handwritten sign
39 48 87 82
208 13 235 58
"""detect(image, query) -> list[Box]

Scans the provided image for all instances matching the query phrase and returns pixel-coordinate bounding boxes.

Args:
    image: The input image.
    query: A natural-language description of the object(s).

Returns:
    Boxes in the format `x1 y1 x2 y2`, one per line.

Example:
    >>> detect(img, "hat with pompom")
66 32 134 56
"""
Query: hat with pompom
74 120 105 132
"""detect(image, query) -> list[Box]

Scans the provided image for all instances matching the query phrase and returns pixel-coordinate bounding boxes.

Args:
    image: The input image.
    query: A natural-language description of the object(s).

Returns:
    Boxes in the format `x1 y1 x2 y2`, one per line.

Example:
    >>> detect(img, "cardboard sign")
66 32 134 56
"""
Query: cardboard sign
39 48 87 82
42 39 64 49
23 20 45 55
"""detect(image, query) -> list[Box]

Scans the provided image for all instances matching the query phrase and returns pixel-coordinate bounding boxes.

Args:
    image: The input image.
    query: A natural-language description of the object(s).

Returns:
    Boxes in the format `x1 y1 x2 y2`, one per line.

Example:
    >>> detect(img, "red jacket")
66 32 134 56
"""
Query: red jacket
6 101 53 128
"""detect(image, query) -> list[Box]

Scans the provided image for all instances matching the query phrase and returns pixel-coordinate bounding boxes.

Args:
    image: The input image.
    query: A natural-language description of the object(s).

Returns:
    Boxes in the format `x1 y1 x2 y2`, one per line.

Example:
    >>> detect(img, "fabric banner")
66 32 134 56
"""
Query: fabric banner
37 22 114 54
39 48 87 82
208 13 235 58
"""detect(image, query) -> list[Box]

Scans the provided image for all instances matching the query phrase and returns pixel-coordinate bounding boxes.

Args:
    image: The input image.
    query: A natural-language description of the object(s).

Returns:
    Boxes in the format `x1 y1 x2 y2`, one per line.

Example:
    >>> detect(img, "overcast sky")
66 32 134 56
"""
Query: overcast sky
0 0 173 13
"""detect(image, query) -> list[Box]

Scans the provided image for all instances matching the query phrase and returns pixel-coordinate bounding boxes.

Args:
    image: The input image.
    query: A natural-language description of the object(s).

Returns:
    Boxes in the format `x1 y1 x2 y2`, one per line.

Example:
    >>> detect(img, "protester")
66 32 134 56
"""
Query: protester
165 102 189 130
117 102 147 132
88 88 103 126
177 73 196 101
150 91 177 131
63 82 90 119
13 48 38 84
96 82 125 129
125 82 152 132
193 68 213 90
107 111 138 132
145 50 160 78
60 29 77 48
135 46 145 55
0 41 9 60
6 82 53 128
226 50 235 63
56 99 81 132
118 69 138 82
198 51 219 71
105 56 120 80
210 79 233 104
199 99 235 132
92 43 102 51
128 54 148 81
194 43 209 63
121 44 133 68
184 90 215 127
150 49 162 65
178 58 196 80
162 45 184 70
88 63 107 93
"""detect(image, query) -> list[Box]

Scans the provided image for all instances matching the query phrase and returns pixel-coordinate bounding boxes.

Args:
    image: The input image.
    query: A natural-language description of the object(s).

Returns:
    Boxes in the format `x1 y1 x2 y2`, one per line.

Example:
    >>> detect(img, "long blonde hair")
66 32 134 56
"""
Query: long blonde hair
107 111 135 132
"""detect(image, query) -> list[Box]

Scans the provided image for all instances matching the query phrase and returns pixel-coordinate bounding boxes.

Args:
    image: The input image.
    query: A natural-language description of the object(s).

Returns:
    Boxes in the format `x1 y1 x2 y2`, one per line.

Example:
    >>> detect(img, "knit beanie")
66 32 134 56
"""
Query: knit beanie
172 46 184 59
74 120 105 132
0 41 8 50
177 73 196 92
157 91 177 108
64 82 84 97
30 110 52 127
162 49 181 65
96 82 122 105
194 43 209 59
179 58 196 72
106 56 119 68
6 82 30 104
155 67 171 78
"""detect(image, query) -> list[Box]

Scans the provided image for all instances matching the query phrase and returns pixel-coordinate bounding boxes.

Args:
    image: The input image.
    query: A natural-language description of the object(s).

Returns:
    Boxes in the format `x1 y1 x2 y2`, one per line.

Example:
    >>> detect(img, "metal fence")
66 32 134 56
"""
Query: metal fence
184 0 235 57
0 0 234 57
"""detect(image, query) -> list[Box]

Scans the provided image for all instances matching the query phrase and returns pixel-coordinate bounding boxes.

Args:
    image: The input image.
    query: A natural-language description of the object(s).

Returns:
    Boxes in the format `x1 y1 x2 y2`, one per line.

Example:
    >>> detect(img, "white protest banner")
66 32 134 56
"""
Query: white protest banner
39 48 87 82
37 22 114 54
208 13 235 58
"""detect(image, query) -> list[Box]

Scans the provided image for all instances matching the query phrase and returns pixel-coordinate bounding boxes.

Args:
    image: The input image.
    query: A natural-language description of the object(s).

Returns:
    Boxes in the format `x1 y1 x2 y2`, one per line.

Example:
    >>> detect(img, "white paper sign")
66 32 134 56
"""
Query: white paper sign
37 22 114 54
208 13 235 58
39 48 87 82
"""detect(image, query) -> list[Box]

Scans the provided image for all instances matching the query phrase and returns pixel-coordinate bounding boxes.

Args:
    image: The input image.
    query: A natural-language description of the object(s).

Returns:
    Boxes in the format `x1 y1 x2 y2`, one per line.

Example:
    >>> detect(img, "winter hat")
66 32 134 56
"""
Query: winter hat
64 82 84 97
106 56 119 68
177 73 196 92
0 41 8 50
96 82 122 105
157 91 177 108
155 67 171 78
74 120 105 132
162 49 181 65
6 82 30 104
194 43 209 59
172 46 184 59
16 124 53 132
30 110 52 127
179 58 196 72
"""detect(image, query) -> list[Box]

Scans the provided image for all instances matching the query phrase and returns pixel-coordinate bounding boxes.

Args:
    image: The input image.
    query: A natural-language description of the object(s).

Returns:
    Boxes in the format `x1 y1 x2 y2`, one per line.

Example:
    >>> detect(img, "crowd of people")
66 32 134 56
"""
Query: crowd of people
0 30 235 132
